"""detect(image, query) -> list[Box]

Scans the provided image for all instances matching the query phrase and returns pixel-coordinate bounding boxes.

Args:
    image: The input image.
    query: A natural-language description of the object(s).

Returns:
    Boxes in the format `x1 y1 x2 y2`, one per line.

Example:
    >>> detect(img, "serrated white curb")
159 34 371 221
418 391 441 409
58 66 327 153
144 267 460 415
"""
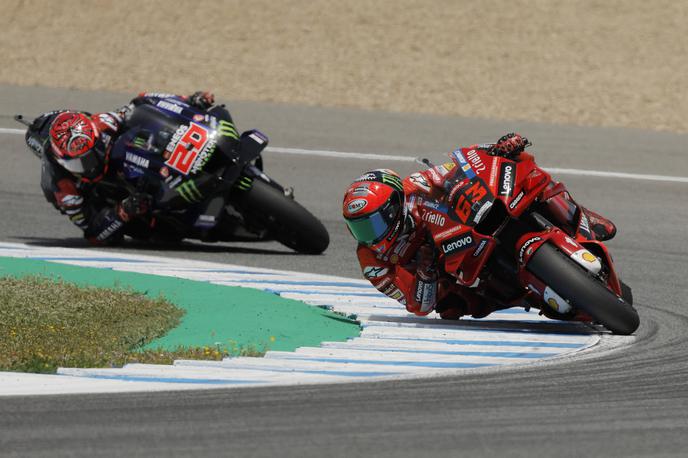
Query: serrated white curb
0 242 613 396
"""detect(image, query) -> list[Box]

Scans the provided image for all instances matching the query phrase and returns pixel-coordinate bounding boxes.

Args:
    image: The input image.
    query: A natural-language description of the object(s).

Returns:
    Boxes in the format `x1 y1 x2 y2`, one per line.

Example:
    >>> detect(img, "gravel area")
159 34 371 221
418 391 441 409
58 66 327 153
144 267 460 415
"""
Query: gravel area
0 0 685 132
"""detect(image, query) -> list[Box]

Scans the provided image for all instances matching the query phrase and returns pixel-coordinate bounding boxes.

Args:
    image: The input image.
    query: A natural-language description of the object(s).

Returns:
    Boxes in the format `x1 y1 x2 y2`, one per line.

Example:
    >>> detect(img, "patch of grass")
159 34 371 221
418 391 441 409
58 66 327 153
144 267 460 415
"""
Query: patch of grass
0 276 265 373
317 304 359 323
133 342 267 365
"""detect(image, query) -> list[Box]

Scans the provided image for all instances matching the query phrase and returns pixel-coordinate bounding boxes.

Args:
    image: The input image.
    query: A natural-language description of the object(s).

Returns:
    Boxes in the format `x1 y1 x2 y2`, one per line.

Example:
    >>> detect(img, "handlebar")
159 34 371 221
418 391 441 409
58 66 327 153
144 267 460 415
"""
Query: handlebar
14 115 31 128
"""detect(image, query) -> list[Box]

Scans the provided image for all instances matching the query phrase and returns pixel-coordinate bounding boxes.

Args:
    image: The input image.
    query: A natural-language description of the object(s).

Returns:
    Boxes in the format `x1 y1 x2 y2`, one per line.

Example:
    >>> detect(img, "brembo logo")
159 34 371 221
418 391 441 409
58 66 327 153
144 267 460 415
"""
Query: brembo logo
347 199 367 214
441 234 474 255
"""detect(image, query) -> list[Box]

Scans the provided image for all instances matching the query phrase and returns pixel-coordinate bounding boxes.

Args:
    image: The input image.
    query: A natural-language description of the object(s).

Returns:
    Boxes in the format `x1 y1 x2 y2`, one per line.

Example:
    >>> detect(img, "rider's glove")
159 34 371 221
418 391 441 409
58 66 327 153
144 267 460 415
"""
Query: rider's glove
117 193 152 222
188 91 215 110
114 103 135 123
491 133 530 158
416 243 437 278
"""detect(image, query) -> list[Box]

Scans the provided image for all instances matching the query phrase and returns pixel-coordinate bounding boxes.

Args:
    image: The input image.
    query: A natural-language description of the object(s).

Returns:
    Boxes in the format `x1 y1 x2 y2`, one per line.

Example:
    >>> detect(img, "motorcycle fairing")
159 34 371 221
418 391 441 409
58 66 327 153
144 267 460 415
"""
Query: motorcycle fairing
516 227 623 298
426 149 529 284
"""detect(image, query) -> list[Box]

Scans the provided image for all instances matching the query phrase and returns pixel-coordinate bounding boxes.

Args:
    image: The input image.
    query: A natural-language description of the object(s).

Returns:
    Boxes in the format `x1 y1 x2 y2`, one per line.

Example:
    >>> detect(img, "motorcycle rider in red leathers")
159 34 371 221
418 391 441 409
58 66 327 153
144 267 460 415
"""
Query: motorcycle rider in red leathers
24 91 218 245
342 133 617 320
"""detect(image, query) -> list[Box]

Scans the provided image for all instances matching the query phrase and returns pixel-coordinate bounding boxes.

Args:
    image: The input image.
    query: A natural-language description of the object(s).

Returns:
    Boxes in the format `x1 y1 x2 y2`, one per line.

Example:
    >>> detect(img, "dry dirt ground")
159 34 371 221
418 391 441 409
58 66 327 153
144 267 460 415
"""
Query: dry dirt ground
0 0 685 133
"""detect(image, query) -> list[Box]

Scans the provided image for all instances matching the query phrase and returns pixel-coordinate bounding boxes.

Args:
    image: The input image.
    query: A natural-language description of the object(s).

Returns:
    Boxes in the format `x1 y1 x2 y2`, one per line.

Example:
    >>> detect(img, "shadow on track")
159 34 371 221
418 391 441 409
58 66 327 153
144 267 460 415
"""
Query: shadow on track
12 236 302 256
367 314 601 335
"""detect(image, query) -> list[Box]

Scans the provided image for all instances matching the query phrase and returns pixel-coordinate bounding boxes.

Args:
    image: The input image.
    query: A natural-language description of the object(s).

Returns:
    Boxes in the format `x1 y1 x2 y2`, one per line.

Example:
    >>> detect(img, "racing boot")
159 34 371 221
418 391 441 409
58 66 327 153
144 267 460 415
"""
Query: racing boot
435 293 467 320
436 291 496 320
582 207 617 241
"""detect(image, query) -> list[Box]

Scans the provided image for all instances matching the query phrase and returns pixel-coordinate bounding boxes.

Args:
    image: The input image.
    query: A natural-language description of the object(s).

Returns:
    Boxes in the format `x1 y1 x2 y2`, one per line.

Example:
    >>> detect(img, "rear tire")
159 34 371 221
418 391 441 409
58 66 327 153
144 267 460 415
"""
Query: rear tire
238 179 330 254
528 243 639 335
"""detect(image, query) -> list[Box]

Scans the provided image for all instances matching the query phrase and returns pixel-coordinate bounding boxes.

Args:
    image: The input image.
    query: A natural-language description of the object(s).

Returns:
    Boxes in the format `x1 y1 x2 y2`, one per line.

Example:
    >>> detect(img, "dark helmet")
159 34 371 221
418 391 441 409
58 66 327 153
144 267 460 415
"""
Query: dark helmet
49 111 105 180
342 169 405 254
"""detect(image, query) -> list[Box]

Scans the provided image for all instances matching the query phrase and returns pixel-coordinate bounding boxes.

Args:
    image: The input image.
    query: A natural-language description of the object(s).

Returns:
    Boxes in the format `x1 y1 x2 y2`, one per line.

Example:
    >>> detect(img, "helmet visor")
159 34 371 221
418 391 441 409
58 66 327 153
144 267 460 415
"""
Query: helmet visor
345 193 402 245
56 149 102 178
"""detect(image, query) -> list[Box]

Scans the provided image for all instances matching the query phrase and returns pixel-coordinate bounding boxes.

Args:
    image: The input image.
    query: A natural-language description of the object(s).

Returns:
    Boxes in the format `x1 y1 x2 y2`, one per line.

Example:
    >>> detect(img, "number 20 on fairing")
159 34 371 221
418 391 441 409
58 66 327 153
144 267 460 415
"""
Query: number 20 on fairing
165 123 209 174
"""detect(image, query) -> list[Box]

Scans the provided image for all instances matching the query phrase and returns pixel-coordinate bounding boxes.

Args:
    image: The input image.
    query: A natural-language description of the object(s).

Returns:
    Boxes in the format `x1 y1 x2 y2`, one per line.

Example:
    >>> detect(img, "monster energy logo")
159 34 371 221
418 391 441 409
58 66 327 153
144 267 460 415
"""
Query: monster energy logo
218 120 238 140
132 137 146 148
176 180 203 203
381 173 403 191
234 176 253 191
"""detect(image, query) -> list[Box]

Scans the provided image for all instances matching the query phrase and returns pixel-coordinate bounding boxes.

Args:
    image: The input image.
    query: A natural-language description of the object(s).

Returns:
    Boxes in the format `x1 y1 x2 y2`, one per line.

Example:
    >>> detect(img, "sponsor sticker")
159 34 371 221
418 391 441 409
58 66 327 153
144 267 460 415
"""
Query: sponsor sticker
351 185 372 197
393 236 412 257
440 233 474 256
421 209 446 227
498 162 515 197
472 239 488 257
544 286 572 313
428 167 442 183
466 149 487 173
415 280 437 313
435 162 454 176
96 113 119 131
27 136 45 154
435 225 463 240
389 289 405 303
518 236 541 263
157 100 184 114
473 201 493 224
579 213 592 238
382 283 406 304
363 266 389 279
249 132 266 145
509 190 525 210
422 200 446 211
489 157 499 188
125 152 150 169
376 277 392 289
452 149 476 179
346 199 367 214
570 249 602 275
165 123 216 175
145 92 178 99
409 172 431 192
96 220 123 241
582 252 597 262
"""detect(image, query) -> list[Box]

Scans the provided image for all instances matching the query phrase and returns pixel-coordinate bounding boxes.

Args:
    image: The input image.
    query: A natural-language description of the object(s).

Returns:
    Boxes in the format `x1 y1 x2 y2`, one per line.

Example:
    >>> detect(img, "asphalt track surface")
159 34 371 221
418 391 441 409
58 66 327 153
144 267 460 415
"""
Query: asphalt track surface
1 86 688 457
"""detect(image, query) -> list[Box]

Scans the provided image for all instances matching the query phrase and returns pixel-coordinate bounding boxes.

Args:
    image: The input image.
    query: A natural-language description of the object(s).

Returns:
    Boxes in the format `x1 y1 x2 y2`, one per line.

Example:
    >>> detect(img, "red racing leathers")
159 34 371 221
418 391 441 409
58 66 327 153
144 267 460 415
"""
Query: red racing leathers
355 162 491 319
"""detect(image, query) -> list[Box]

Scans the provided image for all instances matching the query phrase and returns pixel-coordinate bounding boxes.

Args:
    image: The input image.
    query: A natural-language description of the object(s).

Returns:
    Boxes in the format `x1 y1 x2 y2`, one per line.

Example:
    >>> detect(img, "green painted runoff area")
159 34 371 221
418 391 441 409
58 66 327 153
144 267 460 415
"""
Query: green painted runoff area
0 256 360 352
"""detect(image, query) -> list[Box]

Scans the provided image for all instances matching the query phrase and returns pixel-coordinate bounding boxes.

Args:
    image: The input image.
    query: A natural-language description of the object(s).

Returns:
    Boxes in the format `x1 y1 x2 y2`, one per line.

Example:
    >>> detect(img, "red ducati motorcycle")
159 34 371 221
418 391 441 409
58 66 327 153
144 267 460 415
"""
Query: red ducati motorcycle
418 145 639 335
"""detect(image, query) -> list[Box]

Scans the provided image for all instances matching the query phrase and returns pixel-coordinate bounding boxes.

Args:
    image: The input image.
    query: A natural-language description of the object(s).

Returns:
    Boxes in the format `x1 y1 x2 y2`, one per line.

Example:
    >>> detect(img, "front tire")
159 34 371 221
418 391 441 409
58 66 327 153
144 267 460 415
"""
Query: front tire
238 179 330 254
527 243 639 335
